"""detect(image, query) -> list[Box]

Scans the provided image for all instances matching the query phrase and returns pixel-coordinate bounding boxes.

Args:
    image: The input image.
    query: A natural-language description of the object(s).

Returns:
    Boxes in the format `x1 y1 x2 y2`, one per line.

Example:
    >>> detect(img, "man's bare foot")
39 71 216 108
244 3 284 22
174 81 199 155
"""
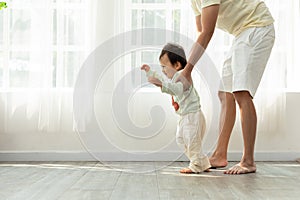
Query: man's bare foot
224 163 256 175
209 156 228 169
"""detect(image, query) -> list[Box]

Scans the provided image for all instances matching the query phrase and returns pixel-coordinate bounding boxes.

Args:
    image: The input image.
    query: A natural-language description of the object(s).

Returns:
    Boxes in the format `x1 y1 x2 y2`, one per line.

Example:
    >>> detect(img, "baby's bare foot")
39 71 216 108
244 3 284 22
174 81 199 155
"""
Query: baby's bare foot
180 168 210 174
180 168 194 174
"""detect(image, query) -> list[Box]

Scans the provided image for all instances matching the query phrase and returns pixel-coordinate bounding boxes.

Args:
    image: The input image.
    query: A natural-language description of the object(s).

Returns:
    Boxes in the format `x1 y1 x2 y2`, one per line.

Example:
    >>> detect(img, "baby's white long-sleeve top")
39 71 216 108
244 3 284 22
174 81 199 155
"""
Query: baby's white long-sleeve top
146 69 201 115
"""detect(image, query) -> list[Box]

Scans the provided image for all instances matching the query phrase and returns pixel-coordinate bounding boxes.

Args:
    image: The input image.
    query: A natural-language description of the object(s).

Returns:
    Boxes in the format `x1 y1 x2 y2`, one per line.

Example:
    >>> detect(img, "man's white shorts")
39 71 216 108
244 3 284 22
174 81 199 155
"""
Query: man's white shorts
220 24 275 97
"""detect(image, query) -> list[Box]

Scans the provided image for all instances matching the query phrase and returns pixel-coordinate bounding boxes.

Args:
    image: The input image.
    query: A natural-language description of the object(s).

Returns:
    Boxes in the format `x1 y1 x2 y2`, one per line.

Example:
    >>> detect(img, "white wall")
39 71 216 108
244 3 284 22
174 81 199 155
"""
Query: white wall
0 92 299 161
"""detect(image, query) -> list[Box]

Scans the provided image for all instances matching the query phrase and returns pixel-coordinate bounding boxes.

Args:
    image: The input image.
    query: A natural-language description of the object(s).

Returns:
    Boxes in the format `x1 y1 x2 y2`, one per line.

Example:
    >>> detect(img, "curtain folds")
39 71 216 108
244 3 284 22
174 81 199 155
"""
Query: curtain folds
0 0 298 136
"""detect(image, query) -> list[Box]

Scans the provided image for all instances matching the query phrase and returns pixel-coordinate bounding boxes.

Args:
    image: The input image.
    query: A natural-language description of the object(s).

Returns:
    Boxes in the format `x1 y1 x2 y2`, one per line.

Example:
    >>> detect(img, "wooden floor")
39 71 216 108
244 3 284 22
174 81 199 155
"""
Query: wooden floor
0 161 300 200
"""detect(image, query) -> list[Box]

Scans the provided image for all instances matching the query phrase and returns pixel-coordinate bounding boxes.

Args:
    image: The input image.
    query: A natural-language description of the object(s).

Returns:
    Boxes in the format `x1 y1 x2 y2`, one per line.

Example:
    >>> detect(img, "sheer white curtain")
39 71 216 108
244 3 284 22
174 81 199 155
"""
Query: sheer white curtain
253 0 289 133
0 0 91 133
253 0 300 133
0 0 298 136
89 0 297 137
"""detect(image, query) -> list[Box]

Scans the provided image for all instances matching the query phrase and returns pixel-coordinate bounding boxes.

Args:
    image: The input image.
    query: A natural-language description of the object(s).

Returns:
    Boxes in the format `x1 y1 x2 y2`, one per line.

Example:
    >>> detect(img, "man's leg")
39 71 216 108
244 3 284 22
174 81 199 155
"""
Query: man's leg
209 91 236 168
224 91 257 174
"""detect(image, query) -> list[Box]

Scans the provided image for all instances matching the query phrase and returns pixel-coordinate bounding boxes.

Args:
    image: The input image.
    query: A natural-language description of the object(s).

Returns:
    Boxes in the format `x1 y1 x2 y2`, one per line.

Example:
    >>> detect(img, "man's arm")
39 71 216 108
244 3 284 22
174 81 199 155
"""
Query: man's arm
197 4 219 49
195 14 202 34
182 5 219 82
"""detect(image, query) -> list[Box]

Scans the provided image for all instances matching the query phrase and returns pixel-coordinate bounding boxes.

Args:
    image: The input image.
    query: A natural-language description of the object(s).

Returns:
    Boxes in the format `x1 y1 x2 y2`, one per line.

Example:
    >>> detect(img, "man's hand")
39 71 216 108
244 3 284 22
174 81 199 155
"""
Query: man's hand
141 64 150 72
175 65 193 91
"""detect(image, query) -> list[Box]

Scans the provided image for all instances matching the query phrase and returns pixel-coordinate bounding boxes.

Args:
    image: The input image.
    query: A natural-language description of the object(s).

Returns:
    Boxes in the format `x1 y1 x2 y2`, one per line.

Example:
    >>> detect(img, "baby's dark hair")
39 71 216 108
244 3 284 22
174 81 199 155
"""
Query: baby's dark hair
159 43 187 69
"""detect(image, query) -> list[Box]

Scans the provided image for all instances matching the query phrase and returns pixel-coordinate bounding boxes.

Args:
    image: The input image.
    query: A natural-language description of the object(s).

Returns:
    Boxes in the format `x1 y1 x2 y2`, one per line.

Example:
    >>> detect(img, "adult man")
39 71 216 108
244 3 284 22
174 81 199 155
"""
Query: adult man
181 0 275 174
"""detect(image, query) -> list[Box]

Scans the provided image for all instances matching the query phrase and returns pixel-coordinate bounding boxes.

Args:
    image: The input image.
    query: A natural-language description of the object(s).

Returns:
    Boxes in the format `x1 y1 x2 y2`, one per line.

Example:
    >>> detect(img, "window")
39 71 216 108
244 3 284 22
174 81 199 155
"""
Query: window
125 0 232 83
1 0 298 92
127 0 188 80
0 0 88 89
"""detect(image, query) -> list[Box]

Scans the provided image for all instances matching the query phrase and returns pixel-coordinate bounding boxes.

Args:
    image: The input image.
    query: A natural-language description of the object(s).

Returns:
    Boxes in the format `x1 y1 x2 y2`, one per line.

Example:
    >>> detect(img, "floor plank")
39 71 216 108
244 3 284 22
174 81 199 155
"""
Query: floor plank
0 161 299 200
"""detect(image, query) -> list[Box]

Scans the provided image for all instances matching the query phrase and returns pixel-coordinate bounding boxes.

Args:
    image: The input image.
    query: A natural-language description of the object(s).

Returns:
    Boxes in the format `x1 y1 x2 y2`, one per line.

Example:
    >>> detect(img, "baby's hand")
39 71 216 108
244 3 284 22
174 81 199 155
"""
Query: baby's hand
148 76 162 87
141 64 150 72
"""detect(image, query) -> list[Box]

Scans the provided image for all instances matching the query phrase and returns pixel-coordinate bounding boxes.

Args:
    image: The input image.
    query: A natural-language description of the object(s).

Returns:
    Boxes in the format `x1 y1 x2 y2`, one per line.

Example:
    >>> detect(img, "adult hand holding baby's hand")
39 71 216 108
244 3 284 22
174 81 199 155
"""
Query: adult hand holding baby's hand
175 67 192 91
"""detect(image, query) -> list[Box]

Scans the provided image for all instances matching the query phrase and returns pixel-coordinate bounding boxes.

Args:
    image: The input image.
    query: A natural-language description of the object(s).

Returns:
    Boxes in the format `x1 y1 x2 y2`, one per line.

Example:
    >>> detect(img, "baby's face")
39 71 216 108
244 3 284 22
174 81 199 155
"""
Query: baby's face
159 54 178 79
